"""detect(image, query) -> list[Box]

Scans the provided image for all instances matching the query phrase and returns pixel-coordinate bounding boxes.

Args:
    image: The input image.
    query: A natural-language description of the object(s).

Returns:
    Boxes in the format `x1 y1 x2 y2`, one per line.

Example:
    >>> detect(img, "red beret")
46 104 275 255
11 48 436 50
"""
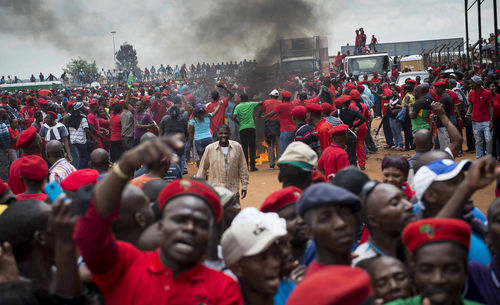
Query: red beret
306 102 323 114
312 170 327 182
158 179 222 223
373 72 378 76
350 89 361 100
37 98 48 105
281 90 292 99
357 85 365 92
19 155 48 181
434 81 447 87
334 95 351 108
141 96 150 102
47 111 57 118
291 106 307 118
60 169 99 192
402 218 471 253
363 73 368 78
321 103 334 115
406 79 417 84
346 83 357 90
16 126 37 149
260 186 302 213
329 123 349 136
89 100 98 106
287 266 373 305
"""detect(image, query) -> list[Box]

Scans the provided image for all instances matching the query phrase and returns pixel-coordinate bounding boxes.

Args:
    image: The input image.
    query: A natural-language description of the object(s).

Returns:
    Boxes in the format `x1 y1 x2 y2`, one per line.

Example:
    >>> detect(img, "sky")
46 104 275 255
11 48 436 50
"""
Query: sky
0 0 498 79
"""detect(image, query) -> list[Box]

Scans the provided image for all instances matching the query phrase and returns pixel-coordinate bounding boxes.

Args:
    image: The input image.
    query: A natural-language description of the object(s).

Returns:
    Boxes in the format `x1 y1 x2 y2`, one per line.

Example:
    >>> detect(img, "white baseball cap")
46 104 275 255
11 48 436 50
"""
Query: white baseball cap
221 207 286 267
269 89 279 96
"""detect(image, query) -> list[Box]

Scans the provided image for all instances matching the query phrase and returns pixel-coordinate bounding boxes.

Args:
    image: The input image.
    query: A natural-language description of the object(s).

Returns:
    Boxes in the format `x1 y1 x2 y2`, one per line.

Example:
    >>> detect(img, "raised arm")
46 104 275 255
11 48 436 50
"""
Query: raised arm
216 83 235 100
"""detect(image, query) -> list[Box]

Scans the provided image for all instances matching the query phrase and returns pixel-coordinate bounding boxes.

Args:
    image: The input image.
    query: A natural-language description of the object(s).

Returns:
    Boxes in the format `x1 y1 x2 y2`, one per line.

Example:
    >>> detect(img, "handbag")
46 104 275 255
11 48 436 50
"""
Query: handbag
396 107 407 122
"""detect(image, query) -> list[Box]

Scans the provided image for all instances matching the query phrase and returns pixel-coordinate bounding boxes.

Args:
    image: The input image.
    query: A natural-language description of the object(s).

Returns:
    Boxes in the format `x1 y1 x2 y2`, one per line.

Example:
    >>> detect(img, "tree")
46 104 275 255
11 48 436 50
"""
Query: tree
116 42 138 72
63 58 99 83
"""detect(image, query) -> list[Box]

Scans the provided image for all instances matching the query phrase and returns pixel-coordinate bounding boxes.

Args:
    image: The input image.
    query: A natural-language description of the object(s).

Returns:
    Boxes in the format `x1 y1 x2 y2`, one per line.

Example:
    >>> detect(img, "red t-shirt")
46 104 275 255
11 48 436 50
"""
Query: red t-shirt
206 98 228 135
315 118 332 151
110 113 122 141
74 203 243 305
8 128 19 149
446 90 460 115
317 144 350 177
262 99 281 121
493 93 500 120
275 102 295 132
304 260 325 279
16 193 48 201
469 88 493 122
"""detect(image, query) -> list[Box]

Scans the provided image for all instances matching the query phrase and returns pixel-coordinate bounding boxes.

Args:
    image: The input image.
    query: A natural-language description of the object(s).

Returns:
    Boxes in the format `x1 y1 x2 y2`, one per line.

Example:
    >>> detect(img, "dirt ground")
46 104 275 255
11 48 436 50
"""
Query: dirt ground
187 118 496 214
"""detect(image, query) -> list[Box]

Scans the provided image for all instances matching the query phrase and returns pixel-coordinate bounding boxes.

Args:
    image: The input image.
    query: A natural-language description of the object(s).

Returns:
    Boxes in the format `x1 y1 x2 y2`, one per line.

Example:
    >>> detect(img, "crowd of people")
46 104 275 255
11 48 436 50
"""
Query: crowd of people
0 60 499 305
354 27 378 54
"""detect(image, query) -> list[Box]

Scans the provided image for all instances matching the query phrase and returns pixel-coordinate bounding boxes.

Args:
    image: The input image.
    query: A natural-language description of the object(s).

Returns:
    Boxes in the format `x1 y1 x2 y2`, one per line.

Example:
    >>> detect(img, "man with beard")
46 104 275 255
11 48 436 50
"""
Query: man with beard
387 218 481 305
221 207 287 305
260 187 308 263
74 136 242 305
353 181 416 267
296 183 361 277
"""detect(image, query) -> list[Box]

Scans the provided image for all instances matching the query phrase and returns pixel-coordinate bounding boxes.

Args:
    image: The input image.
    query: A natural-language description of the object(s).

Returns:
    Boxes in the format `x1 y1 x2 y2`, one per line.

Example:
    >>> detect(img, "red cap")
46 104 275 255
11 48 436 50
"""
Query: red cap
402 218 471 253
260 186 302 213
357 85 365 93
321 103 334 115
329 123 349 136
434 81 447 87
158 179 222 223
306 102 323 114
334 95 351 108
346 83 357 90
281 90 292 99
349 89 361 100
37 98 48 105
47 111 57 118
0 178 9 195
60 169 99 192
291 106 307 118
287 265 373 305
16 126 37 149
312 170 327 182
19 155 48 181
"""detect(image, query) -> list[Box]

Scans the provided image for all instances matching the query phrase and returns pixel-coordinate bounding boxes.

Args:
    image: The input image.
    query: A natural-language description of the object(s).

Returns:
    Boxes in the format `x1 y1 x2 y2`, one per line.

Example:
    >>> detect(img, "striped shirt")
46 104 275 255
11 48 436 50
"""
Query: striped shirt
49 158 76 184
68 115 89 144
294 122 320 149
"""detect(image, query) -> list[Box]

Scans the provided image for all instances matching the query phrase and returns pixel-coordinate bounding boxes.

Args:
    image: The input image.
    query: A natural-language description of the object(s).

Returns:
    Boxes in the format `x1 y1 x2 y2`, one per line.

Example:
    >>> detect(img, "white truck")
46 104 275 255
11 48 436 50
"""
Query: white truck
344 53 392 79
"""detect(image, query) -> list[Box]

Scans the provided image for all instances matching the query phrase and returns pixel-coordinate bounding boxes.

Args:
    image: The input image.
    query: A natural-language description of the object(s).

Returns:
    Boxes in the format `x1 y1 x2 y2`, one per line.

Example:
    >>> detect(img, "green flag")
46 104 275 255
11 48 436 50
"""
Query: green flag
127 72 134 88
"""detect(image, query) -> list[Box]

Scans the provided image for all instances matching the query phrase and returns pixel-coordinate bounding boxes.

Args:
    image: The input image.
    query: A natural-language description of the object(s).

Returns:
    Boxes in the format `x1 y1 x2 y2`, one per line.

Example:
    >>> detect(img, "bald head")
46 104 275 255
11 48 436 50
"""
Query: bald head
414 150 453 173
140 132 157 143
46 140 64 164
413 129 433 153
89 148 110 173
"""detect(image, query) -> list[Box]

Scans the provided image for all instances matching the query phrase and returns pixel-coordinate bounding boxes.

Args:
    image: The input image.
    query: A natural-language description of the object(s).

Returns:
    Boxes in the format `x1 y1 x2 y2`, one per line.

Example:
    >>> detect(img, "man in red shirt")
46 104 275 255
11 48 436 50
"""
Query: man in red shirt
317 124 350 178
264 91 296 154
261 89 282 168
109 101 123 162
74 137 242 305
205 84 234 137
466 76 494 158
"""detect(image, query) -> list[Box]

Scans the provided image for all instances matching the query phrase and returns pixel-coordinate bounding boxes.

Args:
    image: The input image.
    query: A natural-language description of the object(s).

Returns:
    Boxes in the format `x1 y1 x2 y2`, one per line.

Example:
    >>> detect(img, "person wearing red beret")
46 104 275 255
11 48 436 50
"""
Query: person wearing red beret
16 155 48 201
386 219 482 305
20 96 37 129
291 106 321 156
260 90 282 168
263 91 296 154
349 90 370 170
73 137 243 305
317 124 350 178
8 126 43 195
332 96 366 165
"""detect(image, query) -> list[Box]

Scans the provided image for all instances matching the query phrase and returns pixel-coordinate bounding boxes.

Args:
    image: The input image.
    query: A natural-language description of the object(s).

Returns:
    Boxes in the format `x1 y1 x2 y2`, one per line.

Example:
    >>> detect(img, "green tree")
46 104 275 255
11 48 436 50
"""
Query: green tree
63 58 99 81
116 42 138 72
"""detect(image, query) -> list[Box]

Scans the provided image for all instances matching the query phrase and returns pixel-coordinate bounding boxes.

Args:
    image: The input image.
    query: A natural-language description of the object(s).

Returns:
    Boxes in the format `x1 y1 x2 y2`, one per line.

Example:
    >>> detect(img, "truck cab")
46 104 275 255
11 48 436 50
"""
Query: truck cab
344 53 391 78
279 36 329 78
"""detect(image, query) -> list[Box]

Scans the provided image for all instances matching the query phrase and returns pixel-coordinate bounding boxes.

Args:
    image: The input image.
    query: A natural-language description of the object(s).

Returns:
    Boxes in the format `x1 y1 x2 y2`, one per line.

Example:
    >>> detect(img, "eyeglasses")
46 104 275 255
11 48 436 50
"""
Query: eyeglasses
360 180 379 203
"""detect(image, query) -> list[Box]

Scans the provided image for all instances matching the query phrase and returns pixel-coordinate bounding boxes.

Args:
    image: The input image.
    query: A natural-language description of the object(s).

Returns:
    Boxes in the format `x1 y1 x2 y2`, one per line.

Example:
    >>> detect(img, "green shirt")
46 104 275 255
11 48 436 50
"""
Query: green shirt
233 102 259 131
386 295 484 305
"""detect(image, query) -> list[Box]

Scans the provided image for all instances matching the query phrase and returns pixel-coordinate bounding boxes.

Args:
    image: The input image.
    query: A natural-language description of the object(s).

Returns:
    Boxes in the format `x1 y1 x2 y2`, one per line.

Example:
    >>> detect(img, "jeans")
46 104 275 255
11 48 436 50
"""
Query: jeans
194 137 213 159
280 131 295 154
383 115 394 146
72 142 91 169
365 120 377 151
389 118 403 147
240 128 256 168
265 120 281 167
347 131 357 166
110 140 123 163
402 117 413 150
472 121 492 159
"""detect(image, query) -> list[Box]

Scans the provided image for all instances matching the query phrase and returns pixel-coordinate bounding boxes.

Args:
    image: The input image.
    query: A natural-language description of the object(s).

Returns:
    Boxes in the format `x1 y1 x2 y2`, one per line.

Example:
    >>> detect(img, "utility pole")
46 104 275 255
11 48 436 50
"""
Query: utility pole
478 0 483 65
494 0 499 68
111 31 117 69
465 0 471 69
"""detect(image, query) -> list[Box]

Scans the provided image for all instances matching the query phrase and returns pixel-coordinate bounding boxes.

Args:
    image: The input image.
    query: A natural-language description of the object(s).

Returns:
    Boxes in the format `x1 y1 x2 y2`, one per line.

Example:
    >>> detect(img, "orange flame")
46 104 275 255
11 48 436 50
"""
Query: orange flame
255 141 269 165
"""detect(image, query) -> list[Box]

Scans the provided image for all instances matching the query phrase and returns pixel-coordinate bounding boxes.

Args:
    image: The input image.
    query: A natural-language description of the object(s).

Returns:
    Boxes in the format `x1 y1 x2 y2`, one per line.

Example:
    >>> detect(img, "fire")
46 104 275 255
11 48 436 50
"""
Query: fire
255 141 269 165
